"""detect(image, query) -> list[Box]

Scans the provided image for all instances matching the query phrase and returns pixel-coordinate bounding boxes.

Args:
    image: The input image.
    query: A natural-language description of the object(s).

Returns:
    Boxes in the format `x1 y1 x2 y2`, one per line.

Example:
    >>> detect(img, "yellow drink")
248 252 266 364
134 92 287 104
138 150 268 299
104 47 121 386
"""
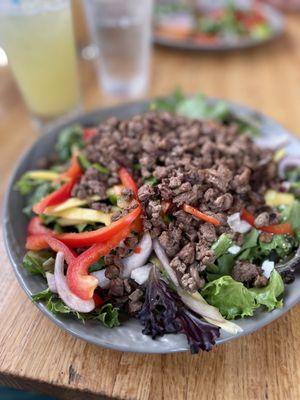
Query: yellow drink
0 1 80 118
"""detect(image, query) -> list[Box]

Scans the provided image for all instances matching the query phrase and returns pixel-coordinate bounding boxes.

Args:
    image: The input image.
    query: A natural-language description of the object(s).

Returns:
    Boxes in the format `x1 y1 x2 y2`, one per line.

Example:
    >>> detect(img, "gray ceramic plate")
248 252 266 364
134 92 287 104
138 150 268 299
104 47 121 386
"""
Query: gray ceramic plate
154 3 284 52
3 98 300 354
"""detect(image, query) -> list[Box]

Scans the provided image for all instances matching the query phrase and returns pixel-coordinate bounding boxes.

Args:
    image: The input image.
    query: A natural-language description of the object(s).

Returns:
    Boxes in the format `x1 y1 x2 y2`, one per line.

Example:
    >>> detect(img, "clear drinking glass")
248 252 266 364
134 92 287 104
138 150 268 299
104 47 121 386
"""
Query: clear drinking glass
85 0 153 99
0 0 81 127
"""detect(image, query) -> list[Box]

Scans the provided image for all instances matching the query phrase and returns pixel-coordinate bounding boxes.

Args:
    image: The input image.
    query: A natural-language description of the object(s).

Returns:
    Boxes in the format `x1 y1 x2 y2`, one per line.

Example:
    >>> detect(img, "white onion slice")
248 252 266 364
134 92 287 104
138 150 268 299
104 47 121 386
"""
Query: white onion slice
228 245 241 255
131 263 152 285
227 212 251 234
153 239 242 334
121 233 153 278
54 252 95 313
261 260 274 279
153 239 179 286
46 272 57 293
91 269 110 289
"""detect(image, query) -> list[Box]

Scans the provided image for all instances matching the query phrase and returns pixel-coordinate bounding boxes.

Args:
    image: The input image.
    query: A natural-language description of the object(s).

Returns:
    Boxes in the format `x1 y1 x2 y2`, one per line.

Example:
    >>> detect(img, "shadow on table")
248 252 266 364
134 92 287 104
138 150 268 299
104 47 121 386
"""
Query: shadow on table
0 387 58 400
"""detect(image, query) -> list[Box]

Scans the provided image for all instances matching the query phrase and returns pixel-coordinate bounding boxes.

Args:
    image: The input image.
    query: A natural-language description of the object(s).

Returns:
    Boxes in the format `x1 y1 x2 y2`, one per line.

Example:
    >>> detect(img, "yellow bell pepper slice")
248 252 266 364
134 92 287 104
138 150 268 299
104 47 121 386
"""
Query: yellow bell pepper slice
47 207 112 226
25 170 60 181
265 190 295 207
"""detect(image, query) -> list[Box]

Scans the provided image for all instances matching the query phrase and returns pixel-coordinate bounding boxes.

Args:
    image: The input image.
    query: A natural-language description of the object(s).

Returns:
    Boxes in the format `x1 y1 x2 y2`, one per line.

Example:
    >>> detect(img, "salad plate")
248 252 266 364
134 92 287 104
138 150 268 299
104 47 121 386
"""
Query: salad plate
4 96 300 354
154 1 284 52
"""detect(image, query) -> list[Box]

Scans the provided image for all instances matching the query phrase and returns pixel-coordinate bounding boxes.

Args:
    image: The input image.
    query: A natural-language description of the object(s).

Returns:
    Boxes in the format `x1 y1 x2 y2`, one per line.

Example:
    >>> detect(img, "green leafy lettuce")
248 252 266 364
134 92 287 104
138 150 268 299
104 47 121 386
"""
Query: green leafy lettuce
201 271 284 319
23 250 55 276
55 125 84 162
259 234 294 260
151 89 259 137
206 254 235 282
212 233 233 258
201 275 257 319
31 286 120 328
151 90 230 121
249 271 284 311
94 304 120 328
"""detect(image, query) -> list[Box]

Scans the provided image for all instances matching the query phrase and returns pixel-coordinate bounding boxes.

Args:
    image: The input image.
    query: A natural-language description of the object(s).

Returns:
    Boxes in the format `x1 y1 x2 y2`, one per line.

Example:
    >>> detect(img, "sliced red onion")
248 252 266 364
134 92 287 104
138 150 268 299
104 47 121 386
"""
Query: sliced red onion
46 272 57 293
153 239 179 286
131 263 152 285
278 156 300 178
121 233 153 278
91 269 110 289
54 252 95 313
227 213 251 234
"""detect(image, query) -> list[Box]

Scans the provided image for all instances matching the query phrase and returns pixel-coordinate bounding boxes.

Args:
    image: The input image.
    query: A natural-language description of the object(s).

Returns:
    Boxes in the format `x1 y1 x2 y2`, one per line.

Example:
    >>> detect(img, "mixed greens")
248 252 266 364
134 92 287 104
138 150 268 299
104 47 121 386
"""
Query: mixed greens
15 91 300 353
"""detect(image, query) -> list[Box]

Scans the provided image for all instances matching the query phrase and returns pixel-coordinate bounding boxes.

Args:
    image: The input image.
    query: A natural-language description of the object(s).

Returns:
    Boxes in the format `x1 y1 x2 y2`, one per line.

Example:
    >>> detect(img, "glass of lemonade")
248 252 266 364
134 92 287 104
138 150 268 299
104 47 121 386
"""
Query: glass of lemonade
85 0 153 99
0 0 80 126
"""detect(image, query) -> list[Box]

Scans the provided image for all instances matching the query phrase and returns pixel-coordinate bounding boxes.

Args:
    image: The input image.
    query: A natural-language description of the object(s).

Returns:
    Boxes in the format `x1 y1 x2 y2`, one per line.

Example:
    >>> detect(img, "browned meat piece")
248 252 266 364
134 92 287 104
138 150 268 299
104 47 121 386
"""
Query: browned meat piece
254 212 270 228
260 232 273 243
178 243 195 265
199 223 217 243
232 261 260 283
253 275 268 288
108 278 124 297
105 265 120 279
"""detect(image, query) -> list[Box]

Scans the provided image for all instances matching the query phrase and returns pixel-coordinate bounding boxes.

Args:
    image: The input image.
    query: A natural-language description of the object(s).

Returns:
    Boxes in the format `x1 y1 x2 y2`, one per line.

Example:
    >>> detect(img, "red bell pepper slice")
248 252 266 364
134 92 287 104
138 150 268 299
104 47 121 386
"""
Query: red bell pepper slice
241 209 294 235
27 217 52 235
83 127 97 141
46 236 76 264
26 234 51 251
67 225 132 299
93 293 104 308
183 204 221 226
119 167 138 198
56 204 141 248
32 179 75 215
25 234 77 263
240 209 255 226
61 153 82 180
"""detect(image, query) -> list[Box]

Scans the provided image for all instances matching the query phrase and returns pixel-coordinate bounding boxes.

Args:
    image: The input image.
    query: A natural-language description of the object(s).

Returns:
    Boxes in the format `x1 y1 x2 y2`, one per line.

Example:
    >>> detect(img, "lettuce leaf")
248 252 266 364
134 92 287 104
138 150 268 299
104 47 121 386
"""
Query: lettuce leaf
94 304 120 328
212 233 233 258
249 270 284 311
23 250 55 277
259 235 294 260
55 125 84 162
201 276 257 319
206 254 235 282
201 271 284 319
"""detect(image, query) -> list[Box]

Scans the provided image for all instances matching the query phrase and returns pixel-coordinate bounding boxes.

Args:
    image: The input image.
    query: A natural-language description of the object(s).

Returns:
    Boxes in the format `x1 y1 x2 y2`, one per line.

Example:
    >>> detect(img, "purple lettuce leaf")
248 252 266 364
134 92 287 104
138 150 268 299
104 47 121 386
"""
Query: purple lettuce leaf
138 266 220 353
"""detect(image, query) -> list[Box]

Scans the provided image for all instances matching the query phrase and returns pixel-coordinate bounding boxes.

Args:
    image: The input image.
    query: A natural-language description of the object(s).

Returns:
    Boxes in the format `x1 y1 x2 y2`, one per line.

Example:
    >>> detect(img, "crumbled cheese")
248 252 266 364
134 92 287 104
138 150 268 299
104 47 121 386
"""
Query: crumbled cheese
228 245 241 255
131 264 152 285
227 213 252 234
261 260 275 279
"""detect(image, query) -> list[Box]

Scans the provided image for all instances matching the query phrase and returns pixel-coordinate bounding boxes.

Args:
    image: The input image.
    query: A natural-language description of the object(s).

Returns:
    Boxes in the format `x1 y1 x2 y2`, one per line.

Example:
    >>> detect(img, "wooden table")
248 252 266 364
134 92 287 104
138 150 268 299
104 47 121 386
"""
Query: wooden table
1 14 300 400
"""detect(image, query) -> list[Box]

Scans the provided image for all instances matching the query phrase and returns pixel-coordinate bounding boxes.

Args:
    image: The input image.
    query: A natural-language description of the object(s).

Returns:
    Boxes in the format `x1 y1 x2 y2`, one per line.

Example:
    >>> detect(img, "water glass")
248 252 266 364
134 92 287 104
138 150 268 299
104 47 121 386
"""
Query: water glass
0 0 81 127
85 0 153 99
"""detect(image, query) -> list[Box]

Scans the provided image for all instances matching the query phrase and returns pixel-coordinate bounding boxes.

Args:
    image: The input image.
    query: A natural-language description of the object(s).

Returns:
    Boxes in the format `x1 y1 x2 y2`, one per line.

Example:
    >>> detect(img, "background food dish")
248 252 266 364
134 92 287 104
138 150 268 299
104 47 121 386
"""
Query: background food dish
154 1 284 51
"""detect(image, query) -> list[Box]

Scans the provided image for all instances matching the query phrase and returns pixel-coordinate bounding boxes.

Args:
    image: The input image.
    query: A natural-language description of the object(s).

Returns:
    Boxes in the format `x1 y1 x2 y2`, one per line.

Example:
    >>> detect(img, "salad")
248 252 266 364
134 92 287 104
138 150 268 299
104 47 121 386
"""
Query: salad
16 91 300 354
154 2 273 45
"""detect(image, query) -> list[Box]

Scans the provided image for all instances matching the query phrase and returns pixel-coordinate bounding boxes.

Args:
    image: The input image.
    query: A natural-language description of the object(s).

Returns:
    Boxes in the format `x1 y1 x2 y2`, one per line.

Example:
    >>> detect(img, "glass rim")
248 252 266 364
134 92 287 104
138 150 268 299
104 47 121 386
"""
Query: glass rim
0 0 70 15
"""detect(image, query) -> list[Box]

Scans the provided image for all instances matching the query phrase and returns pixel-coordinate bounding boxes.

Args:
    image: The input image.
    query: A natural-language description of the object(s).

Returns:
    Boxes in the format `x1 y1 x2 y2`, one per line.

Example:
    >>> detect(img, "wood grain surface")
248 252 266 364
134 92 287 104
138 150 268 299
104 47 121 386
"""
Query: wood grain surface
1 14 300 400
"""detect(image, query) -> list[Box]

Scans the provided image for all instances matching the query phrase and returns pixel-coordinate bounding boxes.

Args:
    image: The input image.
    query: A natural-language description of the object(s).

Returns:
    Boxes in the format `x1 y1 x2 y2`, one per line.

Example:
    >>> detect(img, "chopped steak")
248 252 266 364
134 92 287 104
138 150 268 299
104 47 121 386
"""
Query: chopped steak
232 261 267 286
76 111 281 289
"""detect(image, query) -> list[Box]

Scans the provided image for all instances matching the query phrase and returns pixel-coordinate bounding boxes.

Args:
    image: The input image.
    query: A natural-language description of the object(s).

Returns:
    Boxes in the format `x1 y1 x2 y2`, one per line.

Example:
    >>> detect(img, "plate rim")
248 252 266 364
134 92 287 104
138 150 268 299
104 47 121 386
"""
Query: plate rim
3 97 300 354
